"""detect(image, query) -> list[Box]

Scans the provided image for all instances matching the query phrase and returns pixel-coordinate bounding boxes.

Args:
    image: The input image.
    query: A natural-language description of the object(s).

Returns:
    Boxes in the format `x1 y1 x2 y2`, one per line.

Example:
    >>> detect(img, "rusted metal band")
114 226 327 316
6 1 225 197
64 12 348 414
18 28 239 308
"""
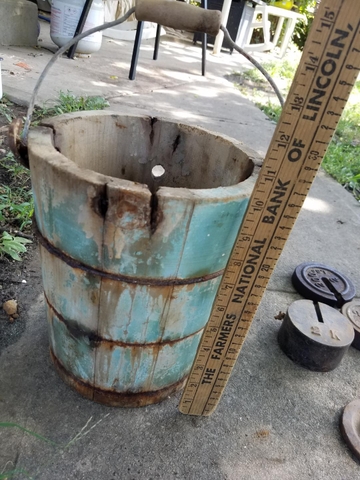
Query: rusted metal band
34 220 224 286
45 293 205 349
50 348 187 407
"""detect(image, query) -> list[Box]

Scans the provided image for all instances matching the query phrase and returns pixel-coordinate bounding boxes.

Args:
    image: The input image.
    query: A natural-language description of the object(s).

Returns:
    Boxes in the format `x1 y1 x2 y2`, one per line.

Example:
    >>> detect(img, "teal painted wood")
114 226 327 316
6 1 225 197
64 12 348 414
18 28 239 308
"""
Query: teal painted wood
29 112 261 406
47 298 204 393
40 245 222 344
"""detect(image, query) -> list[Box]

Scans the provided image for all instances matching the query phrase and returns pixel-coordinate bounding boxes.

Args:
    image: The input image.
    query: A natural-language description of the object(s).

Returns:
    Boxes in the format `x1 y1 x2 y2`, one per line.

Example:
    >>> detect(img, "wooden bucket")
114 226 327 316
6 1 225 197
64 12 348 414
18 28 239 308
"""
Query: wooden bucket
28 111 260 407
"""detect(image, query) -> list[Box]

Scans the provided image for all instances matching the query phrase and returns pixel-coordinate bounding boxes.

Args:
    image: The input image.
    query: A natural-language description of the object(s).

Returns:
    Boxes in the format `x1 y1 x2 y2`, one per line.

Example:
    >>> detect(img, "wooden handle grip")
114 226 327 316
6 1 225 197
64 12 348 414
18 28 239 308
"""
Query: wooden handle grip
135 0 221 37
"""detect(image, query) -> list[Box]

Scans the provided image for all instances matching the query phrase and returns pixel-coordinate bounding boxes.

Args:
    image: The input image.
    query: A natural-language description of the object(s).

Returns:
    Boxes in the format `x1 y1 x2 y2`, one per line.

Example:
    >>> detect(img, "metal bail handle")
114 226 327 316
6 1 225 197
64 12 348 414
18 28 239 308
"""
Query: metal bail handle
8 7 137 168
8 0 285 167
7 0 222 167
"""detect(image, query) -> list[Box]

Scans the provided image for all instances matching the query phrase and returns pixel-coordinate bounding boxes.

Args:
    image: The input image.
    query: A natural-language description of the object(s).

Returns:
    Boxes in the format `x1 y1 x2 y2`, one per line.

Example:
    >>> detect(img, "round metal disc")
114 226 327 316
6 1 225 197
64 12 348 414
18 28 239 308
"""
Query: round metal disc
342 300 360 350
286 299 354 348
292 262 356 307
341 398 360 461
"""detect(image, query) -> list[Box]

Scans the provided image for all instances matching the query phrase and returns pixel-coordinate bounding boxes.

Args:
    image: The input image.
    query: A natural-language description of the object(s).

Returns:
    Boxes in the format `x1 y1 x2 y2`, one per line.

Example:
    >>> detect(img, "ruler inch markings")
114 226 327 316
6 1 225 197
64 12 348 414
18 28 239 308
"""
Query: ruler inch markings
179 0 360 416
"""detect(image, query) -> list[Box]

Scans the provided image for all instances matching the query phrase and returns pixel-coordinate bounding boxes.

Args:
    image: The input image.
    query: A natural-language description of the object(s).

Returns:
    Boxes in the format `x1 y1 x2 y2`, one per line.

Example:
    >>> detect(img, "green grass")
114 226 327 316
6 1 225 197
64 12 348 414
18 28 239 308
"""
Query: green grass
321 103 360 198
256 101 282 123
245 59 297 82
0 185 34 230
0 151 30 181
0 91 109 261
240 58 299 91
0 416 109 479
0 98 16 123
235 58 360 200
32 90 109 121
0 152 34 237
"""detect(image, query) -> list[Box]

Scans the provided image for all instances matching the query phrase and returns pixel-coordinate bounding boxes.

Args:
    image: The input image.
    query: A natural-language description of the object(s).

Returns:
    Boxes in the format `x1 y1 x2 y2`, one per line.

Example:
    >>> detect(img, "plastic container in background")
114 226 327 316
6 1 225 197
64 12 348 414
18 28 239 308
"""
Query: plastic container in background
50 0 104 54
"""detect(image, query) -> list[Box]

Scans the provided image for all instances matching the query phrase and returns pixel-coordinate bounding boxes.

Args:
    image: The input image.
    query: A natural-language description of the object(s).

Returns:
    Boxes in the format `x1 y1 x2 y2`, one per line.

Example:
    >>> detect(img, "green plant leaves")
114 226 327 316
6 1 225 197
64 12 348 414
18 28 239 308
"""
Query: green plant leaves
0 185 34 231
0 232 32 261
0 98 15 123
33 90 109 121
236 55 360 201
0 422 58 446
1 91 110 264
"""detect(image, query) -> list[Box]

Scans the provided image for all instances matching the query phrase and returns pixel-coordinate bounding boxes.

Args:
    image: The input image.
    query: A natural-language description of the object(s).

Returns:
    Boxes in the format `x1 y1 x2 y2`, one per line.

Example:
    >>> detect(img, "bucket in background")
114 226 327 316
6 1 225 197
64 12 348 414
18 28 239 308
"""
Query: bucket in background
28 111 260 407
50 0 104 54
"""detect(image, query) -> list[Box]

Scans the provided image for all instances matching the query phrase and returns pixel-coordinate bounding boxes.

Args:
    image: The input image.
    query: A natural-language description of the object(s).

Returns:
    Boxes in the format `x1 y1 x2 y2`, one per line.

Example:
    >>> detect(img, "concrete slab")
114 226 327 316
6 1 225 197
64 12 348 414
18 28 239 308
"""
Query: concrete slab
0 0 38 47
1 21 275 157
1 17 360 480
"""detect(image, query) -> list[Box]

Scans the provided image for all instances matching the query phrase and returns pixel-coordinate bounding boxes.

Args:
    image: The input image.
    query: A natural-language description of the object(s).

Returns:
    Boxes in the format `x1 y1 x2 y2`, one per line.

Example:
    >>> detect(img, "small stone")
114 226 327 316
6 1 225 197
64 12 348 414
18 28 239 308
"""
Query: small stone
21 279 27 284
3 299 18 316
274 311 286 320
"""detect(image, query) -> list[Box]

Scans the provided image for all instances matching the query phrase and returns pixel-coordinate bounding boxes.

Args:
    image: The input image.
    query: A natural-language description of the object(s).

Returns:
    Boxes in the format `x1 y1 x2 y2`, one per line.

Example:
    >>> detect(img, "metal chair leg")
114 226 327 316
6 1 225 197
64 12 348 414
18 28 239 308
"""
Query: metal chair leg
201 33 207 76
153 24 161 60
201 0 207 76
67 0 93 59
129 21 144 80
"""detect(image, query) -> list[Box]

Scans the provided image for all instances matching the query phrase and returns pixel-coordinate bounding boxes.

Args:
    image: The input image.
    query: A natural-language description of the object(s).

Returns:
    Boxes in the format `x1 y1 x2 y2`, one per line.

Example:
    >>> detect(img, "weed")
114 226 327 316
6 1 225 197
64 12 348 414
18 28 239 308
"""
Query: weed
256 101 282 123
0 152 30 186
0 98 15 123
33 90 109 121
0 416 109 479
0 91 109 261
0 232 32 261
237 58 298 90
235 56 360 200
322 121 360 200
240 68 264 84
0 184 34 231
0 423 57 446
261 60 297 80
0 467 33 479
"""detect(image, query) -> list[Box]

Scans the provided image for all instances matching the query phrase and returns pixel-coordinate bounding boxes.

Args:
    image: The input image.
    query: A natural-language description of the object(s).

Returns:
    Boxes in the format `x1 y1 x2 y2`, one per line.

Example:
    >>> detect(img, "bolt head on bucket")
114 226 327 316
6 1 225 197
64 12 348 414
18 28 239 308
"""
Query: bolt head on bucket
278 299 354 372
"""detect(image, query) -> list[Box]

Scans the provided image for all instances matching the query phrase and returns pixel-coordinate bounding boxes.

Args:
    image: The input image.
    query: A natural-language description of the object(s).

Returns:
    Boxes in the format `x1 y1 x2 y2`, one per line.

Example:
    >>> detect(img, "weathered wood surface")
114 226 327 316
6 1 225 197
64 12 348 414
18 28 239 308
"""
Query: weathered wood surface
29 112 261 406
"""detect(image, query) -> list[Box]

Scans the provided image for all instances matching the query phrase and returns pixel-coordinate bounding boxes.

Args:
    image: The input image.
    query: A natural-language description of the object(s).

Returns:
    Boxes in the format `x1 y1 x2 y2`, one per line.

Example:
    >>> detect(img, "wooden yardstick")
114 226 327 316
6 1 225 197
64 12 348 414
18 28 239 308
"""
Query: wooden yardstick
179 0 360 416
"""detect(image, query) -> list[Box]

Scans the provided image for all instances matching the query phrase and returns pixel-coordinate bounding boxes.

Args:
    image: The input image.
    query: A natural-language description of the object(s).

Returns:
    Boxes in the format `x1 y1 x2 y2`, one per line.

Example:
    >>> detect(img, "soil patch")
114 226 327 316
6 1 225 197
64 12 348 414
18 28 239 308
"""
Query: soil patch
0 103 43 354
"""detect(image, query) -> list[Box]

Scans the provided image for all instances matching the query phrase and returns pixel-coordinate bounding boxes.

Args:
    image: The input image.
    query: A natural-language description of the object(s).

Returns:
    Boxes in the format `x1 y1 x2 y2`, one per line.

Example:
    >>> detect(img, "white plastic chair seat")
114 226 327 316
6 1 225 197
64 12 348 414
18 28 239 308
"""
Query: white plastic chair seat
243 4 306 57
